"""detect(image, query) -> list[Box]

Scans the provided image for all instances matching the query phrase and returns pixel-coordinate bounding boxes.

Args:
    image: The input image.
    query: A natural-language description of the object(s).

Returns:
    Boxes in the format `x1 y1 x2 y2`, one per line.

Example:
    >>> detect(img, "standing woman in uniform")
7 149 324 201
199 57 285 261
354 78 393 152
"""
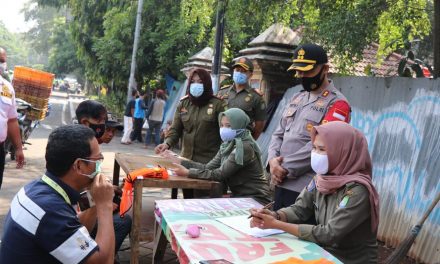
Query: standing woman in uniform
250 121 379 264
155 68 227 198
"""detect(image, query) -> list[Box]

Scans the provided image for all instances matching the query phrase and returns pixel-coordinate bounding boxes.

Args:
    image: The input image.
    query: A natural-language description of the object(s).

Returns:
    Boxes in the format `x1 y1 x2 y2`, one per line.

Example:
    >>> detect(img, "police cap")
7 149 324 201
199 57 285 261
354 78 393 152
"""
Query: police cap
232 57 254 72
287 44 328 72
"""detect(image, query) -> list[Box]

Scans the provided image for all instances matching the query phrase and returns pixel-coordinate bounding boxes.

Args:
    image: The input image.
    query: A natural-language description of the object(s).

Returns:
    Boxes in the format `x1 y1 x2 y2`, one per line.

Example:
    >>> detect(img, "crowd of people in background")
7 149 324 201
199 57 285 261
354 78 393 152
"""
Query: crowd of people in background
120 87 169 149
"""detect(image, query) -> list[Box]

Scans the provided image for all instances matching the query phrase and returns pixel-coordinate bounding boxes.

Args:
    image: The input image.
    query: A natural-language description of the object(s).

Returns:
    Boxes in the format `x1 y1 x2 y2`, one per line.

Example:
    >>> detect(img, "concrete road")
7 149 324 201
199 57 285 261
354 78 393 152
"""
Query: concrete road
1 91 178 263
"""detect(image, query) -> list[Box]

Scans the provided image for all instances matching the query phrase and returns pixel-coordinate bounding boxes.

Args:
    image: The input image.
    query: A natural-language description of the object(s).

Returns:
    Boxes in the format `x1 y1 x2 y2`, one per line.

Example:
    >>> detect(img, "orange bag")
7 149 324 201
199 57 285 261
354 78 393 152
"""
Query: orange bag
119 167 169 217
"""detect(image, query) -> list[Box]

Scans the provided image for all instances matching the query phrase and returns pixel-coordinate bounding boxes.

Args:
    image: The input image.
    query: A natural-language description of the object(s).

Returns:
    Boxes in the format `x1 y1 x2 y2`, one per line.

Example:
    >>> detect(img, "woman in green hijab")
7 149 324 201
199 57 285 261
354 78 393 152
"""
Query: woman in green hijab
166 108 271 204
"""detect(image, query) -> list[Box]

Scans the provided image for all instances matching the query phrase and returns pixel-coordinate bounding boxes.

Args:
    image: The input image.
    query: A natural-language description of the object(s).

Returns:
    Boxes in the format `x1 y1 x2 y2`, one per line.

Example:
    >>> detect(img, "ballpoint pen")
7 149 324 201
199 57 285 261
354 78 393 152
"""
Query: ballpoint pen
248 201 275 219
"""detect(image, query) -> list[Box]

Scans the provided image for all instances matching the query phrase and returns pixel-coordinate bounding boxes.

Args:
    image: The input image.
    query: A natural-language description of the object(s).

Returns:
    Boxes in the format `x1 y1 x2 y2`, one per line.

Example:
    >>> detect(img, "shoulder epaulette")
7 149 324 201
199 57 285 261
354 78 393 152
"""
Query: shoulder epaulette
219 85 231 90
180 95 189 101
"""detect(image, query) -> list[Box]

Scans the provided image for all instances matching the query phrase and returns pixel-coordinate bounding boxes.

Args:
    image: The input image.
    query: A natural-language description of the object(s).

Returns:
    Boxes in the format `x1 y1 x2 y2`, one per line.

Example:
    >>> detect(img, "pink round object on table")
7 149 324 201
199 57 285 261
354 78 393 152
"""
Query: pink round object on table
186 224 201 238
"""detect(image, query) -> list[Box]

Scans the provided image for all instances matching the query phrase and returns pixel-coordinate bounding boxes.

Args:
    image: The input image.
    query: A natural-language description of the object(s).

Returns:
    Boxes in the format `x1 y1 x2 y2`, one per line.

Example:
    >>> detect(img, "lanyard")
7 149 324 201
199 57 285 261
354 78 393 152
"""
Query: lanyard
41 175 71 205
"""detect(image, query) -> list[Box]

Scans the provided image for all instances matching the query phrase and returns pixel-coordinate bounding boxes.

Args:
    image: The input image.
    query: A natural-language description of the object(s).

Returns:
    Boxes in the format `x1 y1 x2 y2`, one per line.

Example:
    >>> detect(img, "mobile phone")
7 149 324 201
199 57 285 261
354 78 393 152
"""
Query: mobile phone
78 191 95 211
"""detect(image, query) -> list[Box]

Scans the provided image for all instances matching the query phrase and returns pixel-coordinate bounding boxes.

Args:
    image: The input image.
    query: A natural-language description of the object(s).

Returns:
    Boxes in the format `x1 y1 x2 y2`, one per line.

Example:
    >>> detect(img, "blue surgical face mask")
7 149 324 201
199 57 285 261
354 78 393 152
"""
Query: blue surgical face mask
220 127 236 142
233 71 248 85
220 127 245 142
78 158 102 179
190 83 204 97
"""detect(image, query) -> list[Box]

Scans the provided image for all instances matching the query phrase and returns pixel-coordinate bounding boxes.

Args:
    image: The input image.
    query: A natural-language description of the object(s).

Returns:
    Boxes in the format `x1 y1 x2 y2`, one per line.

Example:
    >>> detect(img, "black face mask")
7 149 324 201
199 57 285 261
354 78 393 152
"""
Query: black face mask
89 123 106 138
300 66 325 92
135 95 139 99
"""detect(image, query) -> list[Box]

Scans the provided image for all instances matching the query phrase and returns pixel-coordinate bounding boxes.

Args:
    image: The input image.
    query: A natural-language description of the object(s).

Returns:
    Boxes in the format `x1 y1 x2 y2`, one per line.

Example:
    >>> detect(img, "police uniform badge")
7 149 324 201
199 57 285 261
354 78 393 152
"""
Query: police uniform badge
338 196 350 208
306 123 313 132
207 108 213 115
338 190 353 208
297 48 306 59
315 99 325 107
1 84 12 98
245 96 251 102
321 90 329 97
209 104 213 108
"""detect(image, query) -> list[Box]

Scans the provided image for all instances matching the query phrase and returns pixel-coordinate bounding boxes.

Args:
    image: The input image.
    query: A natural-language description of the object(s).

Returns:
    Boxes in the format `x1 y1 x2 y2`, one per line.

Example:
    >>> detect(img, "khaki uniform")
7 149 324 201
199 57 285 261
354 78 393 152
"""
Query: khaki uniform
278 181 378 264
217 84 267 130
165 96 227 163
268 81 350 192
181 141 271 205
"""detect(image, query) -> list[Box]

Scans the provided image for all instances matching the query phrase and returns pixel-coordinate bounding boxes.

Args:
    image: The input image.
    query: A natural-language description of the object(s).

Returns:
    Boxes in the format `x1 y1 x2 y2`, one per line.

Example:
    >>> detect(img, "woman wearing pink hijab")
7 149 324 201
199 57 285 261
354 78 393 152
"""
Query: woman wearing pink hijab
250 121 379 264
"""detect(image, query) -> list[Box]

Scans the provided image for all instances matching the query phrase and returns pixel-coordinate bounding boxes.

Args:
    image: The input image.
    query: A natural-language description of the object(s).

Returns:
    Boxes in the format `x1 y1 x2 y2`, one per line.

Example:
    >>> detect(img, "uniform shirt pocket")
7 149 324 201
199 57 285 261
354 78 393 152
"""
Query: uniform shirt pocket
301 111 324 136
283 106 297 131
180 112 192 132
202 112 216 123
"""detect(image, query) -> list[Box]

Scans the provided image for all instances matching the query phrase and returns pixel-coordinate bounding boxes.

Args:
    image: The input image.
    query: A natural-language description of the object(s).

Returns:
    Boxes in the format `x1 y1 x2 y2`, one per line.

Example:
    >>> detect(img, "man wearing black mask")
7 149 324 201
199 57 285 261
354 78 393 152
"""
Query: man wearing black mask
76 100 107 140
75 100 131 258
268 44 352 211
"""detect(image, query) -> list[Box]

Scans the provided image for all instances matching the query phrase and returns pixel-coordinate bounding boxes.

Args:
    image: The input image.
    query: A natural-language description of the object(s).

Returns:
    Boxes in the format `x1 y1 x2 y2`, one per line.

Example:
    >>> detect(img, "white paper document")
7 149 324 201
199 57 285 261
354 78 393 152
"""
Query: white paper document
216 215 285 238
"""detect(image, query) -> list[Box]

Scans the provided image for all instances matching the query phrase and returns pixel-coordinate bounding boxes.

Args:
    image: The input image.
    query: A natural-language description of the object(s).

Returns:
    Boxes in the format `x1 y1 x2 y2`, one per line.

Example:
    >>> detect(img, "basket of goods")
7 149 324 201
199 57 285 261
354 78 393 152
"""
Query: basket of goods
12 66 55 120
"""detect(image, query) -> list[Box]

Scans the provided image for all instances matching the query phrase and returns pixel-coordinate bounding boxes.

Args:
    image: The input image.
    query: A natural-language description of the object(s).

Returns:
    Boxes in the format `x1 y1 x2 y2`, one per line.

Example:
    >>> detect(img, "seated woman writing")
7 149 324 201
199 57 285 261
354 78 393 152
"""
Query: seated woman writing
164 108 271 205
250 121 379 264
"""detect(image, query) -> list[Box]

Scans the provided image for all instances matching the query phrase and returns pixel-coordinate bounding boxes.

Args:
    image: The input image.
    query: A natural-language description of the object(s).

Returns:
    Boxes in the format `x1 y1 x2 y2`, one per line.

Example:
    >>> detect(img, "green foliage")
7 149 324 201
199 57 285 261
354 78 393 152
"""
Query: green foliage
47 17 83 77
96 89 127 117
33 0 433 88
92 7 133 85
0 22 30 68
22 1 64 66
377 0 431 59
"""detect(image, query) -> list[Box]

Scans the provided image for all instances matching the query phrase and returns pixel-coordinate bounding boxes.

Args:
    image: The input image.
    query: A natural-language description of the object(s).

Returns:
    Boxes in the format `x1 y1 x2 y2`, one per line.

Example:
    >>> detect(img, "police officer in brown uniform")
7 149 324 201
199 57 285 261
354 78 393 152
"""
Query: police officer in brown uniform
268 44 352 210
155 69 227 198
217 57 267 139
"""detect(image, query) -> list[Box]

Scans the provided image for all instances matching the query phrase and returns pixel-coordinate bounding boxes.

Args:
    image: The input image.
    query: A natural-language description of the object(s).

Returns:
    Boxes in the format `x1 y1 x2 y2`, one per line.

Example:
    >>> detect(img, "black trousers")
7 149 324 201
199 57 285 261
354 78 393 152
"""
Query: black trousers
130 118 144 142
273 186 317 225
0 142 5 190
273 186 300 211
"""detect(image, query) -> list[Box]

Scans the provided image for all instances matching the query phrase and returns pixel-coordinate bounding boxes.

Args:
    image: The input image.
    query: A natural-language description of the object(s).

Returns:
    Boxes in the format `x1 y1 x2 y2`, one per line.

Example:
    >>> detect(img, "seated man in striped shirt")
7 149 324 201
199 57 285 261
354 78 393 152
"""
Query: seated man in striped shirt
0 125 115 264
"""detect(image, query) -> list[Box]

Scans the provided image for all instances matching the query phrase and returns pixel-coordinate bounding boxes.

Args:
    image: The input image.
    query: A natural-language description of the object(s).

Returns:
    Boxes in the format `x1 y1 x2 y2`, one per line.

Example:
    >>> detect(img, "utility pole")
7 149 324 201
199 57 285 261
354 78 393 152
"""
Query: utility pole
127 0 144 102
434 0 440 78
212 0 227 94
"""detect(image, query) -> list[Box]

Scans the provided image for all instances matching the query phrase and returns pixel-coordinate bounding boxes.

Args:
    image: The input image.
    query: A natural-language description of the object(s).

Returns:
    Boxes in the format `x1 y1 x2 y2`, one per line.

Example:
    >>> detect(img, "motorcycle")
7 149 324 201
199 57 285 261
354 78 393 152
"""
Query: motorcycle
3 99 48 160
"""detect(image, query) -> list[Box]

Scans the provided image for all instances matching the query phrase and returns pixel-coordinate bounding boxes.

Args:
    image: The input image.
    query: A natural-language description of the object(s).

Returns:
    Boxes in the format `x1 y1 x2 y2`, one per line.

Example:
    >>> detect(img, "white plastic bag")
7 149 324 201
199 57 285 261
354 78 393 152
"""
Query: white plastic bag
142 120 149 129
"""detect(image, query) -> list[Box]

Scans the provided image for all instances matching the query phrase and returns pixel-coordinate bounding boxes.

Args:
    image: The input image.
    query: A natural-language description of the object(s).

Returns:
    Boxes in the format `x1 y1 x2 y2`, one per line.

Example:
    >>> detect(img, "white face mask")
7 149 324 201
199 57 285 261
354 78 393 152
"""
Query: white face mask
311 151 329 175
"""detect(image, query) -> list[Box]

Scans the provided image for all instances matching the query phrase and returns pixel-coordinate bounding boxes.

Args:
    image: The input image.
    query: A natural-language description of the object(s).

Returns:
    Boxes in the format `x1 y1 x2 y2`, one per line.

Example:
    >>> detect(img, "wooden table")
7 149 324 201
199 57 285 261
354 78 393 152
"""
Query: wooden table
112 153 222 264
